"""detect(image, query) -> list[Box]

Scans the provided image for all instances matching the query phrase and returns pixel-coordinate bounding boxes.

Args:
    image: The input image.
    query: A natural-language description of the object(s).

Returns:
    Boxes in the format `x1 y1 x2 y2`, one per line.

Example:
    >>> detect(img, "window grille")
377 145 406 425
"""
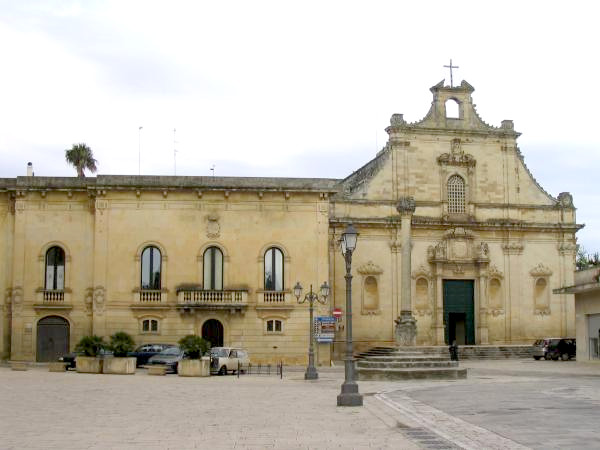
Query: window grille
447 175 465 214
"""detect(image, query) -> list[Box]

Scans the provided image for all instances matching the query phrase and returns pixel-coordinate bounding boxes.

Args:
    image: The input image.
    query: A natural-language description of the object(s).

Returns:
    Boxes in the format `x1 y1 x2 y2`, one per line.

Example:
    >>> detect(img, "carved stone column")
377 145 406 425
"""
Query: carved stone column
394 197 417 346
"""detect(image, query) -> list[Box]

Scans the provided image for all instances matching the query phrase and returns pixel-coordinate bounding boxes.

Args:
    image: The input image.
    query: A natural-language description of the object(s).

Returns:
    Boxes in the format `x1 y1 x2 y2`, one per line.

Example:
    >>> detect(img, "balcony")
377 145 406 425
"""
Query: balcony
131 290 169 310
34 289 72 310
176 289 248 313
256 291 294 310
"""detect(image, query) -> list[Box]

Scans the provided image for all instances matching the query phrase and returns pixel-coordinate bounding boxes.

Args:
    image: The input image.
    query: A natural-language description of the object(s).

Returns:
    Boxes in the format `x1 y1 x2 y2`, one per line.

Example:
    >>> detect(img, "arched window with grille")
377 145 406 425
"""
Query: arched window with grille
203 246 223 290
447 175 466 214
45 246 65 290
141 246 161 289
264 247 284 291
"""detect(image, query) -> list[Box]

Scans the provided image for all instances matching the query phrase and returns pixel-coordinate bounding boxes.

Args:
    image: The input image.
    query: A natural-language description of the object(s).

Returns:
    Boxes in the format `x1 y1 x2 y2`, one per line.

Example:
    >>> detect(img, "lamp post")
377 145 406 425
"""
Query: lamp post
337 223 363 407
294 281 329 380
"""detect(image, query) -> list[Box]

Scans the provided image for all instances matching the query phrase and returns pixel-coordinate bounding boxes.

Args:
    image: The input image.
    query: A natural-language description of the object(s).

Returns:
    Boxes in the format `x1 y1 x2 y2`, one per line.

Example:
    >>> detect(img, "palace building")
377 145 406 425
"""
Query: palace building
0 80 581 364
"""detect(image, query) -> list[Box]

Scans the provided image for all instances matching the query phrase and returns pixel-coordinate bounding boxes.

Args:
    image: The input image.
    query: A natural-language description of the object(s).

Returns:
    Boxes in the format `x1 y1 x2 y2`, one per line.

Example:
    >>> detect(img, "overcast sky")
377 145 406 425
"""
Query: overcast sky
1 1 599 251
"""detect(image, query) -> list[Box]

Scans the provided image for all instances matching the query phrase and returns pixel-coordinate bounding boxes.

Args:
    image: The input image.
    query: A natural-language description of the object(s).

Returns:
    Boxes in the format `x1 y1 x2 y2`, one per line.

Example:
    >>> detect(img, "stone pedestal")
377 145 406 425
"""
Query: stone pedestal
178 357 210 377
395 312 417 346
103 357 137 375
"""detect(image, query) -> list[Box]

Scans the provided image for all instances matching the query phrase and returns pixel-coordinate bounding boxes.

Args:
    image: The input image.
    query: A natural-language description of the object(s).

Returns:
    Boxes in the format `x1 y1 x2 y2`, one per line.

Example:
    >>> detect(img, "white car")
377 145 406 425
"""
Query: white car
210 347 250 375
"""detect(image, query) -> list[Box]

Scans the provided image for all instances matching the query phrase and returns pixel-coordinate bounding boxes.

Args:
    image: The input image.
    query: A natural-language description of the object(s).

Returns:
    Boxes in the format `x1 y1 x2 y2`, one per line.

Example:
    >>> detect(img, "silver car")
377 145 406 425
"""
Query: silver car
532 338 561 360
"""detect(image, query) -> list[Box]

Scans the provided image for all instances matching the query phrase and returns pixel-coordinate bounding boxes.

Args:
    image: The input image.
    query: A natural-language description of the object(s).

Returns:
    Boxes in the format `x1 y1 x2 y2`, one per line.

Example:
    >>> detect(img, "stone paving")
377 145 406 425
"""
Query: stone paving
1 360 599 449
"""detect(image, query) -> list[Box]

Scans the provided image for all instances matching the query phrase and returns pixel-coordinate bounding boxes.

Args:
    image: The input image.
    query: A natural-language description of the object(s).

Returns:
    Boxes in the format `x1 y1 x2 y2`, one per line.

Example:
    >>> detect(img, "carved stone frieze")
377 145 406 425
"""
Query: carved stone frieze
357 261 384 275
412 264 432 280
487 308 505 317
534 307 551 316
502 241 524 255
436 139 476 167
488 264 504 279
530 263 553 277
11 287 23 316
84 288 94 316
557 242 577 255
396 196 416 215
414 308 432 317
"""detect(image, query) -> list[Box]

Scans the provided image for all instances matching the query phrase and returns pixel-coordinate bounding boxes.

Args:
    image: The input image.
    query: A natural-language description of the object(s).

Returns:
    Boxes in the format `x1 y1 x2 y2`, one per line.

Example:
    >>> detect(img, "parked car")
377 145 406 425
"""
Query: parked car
147 346 184 373
58 349 113 369
128 343 176 367
546 338 576 361
210 347 250 375
533 338 559 360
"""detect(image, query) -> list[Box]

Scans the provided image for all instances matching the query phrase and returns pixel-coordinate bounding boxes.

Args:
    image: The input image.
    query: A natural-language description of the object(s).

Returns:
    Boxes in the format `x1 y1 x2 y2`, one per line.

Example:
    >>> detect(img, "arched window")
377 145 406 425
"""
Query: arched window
141 246 161 289
447 175 466 214
445 99 459 118
203 246 223 290
45 246 65 290
264 247 284 291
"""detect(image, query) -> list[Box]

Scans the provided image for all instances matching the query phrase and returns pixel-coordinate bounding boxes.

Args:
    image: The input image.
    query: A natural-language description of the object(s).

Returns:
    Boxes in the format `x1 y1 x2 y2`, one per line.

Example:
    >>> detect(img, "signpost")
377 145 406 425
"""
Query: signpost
315 316 336 343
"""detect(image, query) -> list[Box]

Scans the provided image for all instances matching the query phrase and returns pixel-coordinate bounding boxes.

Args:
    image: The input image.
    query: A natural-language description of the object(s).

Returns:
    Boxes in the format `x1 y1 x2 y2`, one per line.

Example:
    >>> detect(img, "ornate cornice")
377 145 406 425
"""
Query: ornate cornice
502 241 524 255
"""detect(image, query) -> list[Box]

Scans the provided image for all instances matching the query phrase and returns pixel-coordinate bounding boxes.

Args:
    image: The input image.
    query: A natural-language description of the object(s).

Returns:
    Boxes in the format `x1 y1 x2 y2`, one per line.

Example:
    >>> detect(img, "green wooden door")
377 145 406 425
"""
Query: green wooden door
443 280 475 345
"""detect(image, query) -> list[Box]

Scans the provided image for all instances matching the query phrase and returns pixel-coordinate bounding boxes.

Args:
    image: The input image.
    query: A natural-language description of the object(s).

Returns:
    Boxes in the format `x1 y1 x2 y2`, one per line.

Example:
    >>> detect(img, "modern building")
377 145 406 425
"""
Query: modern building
554 267 600 361
0 79 581 364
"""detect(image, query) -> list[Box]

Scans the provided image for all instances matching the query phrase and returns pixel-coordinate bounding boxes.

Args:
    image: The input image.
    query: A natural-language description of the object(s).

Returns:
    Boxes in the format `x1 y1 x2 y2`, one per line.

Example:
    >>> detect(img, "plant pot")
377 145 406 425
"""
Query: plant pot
178 357 210 377
76 356 103 373
103 357 137 375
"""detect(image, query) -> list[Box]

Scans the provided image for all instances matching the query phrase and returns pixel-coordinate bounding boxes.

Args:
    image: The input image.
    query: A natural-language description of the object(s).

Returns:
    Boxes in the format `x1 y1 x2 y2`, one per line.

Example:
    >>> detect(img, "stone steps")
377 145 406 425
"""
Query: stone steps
358 360 458 369
358 366 467 381
356 345 533 360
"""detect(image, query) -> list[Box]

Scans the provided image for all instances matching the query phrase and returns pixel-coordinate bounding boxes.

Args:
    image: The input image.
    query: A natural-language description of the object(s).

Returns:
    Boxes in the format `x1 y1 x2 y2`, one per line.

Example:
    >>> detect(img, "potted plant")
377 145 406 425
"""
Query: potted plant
103 331 137 375
177 334 211 377
75 335 105 373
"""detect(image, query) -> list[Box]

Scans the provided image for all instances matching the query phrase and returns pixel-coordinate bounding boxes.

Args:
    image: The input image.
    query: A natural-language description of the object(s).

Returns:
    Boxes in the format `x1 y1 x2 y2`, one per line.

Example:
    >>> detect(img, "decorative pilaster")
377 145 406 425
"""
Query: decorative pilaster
394 197 417 346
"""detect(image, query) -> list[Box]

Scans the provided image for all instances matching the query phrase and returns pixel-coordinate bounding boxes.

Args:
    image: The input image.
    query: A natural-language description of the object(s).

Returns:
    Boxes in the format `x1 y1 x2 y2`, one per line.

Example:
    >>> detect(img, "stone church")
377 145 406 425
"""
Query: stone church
0 79 580 364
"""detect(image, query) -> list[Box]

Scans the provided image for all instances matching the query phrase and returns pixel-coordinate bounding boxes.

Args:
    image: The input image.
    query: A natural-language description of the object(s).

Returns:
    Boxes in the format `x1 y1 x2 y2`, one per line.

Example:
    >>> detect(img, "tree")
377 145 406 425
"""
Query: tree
576 245 600 270
65 143 98 178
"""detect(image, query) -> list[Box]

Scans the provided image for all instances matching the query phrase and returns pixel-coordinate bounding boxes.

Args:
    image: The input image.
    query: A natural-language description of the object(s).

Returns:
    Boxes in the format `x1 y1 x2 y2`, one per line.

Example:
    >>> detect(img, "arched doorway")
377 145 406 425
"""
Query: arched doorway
202 319 224 347
37 316 69 362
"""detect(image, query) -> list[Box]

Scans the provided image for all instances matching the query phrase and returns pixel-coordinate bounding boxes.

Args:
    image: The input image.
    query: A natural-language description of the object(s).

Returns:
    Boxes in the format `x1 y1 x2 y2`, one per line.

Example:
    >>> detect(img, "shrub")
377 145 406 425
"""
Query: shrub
178 335 210 359
75 335 105 357
109 331 136 357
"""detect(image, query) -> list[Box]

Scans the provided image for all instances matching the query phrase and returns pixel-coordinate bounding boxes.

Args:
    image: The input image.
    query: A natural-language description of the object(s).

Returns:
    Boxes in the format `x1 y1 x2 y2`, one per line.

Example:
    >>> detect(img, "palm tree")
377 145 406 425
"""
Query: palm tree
65 143 98 178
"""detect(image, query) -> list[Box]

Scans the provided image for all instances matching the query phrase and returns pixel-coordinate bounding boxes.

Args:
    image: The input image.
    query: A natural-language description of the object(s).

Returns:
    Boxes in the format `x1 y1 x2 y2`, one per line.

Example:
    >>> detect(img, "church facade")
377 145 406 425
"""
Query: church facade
0 80 581 364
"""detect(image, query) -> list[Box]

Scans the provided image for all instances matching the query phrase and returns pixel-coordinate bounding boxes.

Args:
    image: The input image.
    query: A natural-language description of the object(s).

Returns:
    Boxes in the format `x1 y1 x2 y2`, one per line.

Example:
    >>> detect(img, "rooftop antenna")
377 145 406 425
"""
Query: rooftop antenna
210 165 215 178
138 126 143 175
173 128 178 175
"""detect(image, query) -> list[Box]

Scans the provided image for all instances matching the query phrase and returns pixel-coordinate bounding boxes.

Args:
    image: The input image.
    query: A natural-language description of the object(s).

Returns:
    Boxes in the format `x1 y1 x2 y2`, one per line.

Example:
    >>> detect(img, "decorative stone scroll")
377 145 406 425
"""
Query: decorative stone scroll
206 215 220 239
530 263 553 277
357 261 384 275
93 287 105 314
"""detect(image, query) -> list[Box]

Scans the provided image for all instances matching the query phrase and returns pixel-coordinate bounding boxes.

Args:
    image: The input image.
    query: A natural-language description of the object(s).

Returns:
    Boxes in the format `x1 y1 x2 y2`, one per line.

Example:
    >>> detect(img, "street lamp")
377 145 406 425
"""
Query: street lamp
337 223 363 406
294 281 330 380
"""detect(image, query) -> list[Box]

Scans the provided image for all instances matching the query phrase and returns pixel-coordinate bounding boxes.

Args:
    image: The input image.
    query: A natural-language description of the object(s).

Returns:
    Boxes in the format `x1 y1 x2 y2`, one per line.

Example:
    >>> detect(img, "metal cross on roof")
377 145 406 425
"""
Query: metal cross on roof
443 59 459 87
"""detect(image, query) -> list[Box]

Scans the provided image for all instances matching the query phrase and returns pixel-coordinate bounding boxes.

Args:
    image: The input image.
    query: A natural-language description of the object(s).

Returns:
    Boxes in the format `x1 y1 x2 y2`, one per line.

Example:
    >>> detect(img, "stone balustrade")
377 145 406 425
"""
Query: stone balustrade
135 290 167 303
177 290 248 306
257 291 291 305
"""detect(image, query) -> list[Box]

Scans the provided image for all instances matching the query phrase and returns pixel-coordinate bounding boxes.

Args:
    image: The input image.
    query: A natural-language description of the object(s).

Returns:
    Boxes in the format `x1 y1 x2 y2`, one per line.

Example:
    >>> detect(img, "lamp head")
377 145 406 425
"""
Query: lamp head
341 223 358 254
293 281 303 300
319 281 330 299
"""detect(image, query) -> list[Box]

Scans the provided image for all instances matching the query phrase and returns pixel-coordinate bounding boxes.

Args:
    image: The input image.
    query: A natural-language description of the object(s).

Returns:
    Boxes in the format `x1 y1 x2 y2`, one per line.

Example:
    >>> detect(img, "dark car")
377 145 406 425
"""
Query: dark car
147 346 184 373
129 343 176 367
546 338 576 361
58 349 113 369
